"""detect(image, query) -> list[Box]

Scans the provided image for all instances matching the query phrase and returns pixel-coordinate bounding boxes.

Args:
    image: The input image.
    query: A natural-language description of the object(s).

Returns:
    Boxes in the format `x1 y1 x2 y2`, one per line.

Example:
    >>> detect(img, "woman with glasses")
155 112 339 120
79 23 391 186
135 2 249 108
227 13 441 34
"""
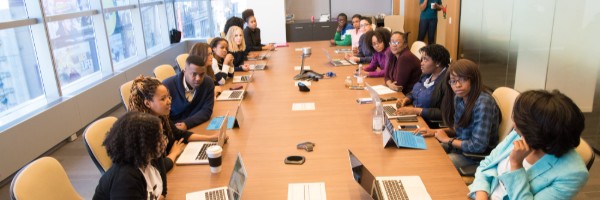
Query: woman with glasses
426 59 500 170
332 14 363 47
346 17 374 64
129 75 218 172
361 27 391 77
469 90 588 200
384 31 421 92
395 44 450 127
94 112 168 199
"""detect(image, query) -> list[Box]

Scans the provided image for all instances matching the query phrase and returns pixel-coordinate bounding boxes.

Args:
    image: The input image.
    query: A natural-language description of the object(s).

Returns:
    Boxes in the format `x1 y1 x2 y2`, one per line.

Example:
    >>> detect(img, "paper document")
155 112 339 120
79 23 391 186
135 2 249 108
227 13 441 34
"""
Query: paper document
292 103 316 111
371 85 396 95
288 182 327 200
294 66 311 71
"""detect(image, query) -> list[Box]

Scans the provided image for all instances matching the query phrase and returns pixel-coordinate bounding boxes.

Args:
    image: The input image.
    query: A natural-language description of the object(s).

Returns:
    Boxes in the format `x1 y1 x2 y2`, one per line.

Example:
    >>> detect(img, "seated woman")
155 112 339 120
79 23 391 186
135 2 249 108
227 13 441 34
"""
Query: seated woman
242 9 274 51
225 26 250 72
189 42 221 98
129 75 218 171
346 17 374 64
395 44 450 127
332 14 362 47
93 112 167 199
469 90 588 199
431 59 500 169
210 38 234 84
361 27 391 78
384 31 421 92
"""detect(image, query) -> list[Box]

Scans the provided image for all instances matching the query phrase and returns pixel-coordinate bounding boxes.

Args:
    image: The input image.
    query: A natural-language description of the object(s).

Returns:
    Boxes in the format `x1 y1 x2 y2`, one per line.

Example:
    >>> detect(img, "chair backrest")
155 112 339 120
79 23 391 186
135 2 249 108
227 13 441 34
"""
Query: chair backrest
382 27 392 33
384 15 404 33
176 53 189 71
154 64 176 81
206 37 214 45
491 87 520 141
119 80 134 110
575 138 595 170
220 31 225 38
10 157 83 200
410 41 427 59
83 116 117 174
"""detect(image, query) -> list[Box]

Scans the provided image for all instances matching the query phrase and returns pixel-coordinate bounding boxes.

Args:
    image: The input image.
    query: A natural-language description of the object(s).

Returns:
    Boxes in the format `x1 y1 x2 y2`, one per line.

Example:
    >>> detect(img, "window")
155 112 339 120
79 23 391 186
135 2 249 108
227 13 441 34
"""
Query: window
42 0 91 15
174 0 211 39
105 10 138 65
0 0 28 22
141 3 165 54
210 0 246 36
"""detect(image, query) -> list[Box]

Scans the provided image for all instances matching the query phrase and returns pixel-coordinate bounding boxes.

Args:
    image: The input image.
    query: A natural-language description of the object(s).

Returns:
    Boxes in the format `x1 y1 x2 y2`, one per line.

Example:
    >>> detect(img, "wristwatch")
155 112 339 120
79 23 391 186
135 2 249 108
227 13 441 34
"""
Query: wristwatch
447 138 456 151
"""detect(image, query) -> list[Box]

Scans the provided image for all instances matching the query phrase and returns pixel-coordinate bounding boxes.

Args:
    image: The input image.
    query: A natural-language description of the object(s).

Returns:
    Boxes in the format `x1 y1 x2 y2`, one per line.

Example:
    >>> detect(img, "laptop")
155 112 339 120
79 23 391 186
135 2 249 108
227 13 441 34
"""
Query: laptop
334 48 353 54
247 51 271 61
322 48 355 66
176 112 229 165
233 71 254 83
217 83 248 101
348 150 432 200
382 104 418 122
249 63 267 70
381 114 427 149
186 153 247 200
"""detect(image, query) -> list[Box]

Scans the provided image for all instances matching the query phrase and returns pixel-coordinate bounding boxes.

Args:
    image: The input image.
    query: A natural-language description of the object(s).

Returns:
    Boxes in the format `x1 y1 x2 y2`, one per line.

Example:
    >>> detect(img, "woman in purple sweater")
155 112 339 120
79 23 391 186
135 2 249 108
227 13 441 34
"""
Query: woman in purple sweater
385 31 422 93
362 27 392 77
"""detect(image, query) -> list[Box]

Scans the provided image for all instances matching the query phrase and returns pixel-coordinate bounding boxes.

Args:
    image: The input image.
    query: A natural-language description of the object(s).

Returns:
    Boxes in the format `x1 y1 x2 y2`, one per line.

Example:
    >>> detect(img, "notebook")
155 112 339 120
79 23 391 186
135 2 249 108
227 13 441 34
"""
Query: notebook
176 112 229 165
322 48 355 66
348 150 432 200
217 83 248 101
186 153 247 200
233 71 254 83
382 114 427 149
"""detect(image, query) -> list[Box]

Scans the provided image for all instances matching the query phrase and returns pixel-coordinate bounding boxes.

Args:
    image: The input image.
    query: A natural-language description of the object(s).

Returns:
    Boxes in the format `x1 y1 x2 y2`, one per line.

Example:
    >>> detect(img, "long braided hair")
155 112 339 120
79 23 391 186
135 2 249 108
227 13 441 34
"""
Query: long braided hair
128 75 173 138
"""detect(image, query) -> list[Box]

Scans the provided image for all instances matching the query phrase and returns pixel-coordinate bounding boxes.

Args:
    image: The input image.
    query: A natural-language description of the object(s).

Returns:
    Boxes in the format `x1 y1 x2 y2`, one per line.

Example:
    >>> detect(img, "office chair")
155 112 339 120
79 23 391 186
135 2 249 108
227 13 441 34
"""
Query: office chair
119 80 134 110
176 53 189 72
83 116 118 174
384 15 404 32
576 138 596 170
459 87 520 177
154 64 176 82
206 37 214 45
10 157 83 200
410 41 427 60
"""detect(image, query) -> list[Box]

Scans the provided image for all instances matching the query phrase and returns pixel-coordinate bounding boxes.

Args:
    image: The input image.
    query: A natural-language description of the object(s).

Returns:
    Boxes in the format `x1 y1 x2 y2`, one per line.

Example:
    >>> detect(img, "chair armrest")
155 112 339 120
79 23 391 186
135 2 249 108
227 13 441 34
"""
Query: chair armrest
462 152 488 161
459 164 479 176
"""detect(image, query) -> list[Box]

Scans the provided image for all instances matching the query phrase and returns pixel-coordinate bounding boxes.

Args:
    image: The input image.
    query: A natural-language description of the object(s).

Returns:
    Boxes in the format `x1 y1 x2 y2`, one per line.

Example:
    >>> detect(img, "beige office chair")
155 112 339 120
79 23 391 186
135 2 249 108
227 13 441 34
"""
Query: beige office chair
220 32 225 38
384 15 404 32
83 116 117 174
410 41 427 59
206 37 214 45
176 53 189 71
10 157 83 200
382 27 392 33
119 80 134 110
576 138 596 170
153 64 176 81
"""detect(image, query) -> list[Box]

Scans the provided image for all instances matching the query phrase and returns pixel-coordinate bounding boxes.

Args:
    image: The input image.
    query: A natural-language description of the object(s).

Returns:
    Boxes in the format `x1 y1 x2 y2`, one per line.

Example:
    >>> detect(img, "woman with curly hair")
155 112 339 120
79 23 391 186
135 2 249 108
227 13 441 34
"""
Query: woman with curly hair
128 75 218 171
93 112 167 199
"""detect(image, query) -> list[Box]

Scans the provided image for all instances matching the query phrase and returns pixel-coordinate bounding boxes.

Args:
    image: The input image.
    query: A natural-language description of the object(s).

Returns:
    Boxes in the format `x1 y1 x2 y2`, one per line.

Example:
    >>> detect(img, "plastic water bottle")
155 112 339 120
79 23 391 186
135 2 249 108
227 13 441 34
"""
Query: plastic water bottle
356 64 365 87
372 102 384 134
345 76 353 88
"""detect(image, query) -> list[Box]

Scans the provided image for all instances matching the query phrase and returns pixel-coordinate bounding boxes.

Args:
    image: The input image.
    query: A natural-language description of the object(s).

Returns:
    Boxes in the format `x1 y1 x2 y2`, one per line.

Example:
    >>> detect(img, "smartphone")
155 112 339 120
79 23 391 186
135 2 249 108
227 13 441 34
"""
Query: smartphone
381 97 397 102
398 125 419 131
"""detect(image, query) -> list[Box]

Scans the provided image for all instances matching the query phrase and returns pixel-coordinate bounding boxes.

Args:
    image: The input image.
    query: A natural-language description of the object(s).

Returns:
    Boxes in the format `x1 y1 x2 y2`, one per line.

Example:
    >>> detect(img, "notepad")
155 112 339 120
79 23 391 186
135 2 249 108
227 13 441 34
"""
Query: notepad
288 182 327 200
294 66 311 70
392 131 427 149
371 85 396 95
206 116 235 130
292 103 315 111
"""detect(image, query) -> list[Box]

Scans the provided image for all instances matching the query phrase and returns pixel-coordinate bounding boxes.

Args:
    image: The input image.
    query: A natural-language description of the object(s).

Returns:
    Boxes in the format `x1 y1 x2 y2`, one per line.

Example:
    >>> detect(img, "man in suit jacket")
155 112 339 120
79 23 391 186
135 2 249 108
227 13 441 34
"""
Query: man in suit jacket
163 55 214 130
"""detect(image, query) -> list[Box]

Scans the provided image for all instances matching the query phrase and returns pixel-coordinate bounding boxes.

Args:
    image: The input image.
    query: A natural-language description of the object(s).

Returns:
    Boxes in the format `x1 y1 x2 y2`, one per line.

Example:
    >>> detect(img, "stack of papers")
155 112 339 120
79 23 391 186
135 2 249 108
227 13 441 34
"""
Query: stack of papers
288 182 327 200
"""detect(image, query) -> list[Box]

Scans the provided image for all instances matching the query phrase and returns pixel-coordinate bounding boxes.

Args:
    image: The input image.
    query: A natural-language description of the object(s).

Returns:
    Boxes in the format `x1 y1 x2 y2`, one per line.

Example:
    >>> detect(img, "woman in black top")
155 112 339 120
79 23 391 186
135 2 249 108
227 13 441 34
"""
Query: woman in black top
242 9 274 51
225 26 250 71
93 112 167 199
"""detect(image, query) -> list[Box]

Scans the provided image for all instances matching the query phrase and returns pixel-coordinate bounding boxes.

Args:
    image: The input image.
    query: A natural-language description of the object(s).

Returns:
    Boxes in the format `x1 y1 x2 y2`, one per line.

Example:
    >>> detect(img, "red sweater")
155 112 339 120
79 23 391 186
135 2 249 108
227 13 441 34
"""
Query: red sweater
384 48 422 93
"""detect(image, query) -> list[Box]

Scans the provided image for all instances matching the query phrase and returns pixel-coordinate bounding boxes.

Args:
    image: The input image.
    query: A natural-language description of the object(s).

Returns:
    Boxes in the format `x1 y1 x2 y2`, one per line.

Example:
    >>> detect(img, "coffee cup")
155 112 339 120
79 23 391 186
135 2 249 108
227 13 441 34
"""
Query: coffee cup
431 3 435 9
206 145 223 173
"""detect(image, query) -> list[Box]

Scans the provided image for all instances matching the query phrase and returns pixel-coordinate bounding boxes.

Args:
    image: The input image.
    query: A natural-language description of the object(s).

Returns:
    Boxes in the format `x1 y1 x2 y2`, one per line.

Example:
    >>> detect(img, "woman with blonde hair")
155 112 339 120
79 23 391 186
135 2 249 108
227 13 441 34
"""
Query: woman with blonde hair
129 75 218 171
225 26 250 71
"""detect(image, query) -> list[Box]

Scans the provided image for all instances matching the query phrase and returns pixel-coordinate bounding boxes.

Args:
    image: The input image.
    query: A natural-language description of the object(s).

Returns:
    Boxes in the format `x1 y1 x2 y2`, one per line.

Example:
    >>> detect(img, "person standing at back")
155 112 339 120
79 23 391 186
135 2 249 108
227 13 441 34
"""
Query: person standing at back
242 9 274 51
418 0 442 44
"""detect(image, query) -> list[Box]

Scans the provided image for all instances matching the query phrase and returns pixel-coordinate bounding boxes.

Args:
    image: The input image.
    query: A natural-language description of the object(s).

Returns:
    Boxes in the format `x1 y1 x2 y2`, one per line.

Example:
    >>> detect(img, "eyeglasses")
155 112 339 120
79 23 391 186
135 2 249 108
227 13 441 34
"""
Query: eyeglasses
389 41 401 46
359 23 370 27
448 77 469 86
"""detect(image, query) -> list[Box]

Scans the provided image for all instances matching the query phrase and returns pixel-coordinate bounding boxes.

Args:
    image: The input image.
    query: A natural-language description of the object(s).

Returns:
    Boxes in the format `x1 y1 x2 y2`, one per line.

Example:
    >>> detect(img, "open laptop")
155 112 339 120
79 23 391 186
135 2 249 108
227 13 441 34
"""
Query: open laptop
233 71 254 83
217 83 248 101
348 150 432 200
381 104 418 122
186 153 247 200
247 51 271 61
381 114 426 149
176 112 229 165
249 63 267 70
322 48 355 66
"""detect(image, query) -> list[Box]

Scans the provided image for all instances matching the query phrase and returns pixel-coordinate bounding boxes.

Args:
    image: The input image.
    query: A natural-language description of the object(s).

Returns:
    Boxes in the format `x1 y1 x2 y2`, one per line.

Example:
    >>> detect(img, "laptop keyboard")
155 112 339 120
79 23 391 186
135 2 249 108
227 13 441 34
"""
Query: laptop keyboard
383 105 397 116
241 76 249 82
382 180 409 200
394 131 418 148
195 143 216 160
205 189 226 200
229 91 242 99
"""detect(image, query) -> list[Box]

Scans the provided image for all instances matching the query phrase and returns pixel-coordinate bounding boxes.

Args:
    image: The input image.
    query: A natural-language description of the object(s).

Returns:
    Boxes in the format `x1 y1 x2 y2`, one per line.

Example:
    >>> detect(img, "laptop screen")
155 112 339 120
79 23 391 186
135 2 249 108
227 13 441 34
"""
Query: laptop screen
228 153 247 200
365 84 382 105
348 150 376 197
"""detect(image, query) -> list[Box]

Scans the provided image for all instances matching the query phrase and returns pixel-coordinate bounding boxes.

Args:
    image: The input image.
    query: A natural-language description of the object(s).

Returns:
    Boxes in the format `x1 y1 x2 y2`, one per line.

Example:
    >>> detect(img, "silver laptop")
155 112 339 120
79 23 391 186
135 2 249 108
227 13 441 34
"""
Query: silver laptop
217 83 248 101
247 51 271 61
382 104 418 122
322 48 355 66
186 153 247 200
348 150 432 200
233 71 254 83
334 48 353 54
176 112 229 165
249 63 267 70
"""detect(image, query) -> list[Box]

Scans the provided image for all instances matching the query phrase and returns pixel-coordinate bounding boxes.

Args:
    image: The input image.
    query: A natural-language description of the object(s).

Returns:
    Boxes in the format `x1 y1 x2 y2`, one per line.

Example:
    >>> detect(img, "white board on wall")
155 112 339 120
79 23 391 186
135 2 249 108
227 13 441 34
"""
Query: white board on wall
331 0 392 17
247 0 287 43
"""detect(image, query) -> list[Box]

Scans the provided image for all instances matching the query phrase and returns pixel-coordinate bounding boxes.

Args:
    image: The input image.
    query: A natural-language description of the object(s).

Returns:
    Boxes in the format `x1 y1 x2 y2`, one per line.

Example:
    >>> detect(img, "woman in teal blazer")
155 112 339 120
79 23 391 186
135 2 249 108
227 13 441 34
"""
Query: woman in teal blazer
469 90 589 200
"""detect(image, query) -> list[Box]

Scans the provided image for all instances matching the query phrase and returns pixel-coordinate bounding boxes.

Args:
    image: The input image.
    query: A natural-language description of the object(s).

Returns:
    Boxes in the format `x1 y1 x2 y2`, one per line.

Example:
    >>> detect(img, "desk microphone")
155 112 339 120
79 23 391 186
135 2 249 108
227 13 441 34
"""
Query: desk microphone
294 47 313 80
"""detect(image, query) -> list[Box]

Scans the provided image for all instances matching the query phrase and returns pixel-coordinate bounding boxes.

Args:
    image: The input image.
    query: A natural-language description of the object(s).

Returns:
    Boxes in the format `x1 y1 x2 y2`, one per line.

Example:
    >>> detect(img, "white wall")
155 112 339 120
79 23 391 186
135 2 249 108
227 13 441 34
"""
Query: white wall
248 0 287 44
285 0 329 21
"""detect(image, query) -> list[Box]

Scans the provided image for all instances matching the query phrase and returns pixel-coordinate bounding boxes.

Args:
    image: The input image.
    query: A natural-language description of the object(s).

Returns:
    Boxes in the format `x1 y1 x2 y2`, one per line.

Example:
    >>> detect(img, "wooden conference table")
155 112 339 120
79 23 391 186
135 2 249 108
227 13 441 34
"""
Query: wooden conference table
167 41 469 199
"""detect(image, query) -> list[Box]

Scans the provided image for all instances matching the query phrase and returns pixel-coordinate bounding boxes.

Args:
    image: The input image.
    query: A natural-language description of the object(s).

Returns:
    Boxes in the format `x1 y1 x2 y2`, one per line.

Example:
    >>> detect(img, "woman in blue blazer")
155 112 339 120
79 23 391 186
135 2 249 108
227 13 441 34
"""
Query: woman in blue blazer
469 90 589 200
